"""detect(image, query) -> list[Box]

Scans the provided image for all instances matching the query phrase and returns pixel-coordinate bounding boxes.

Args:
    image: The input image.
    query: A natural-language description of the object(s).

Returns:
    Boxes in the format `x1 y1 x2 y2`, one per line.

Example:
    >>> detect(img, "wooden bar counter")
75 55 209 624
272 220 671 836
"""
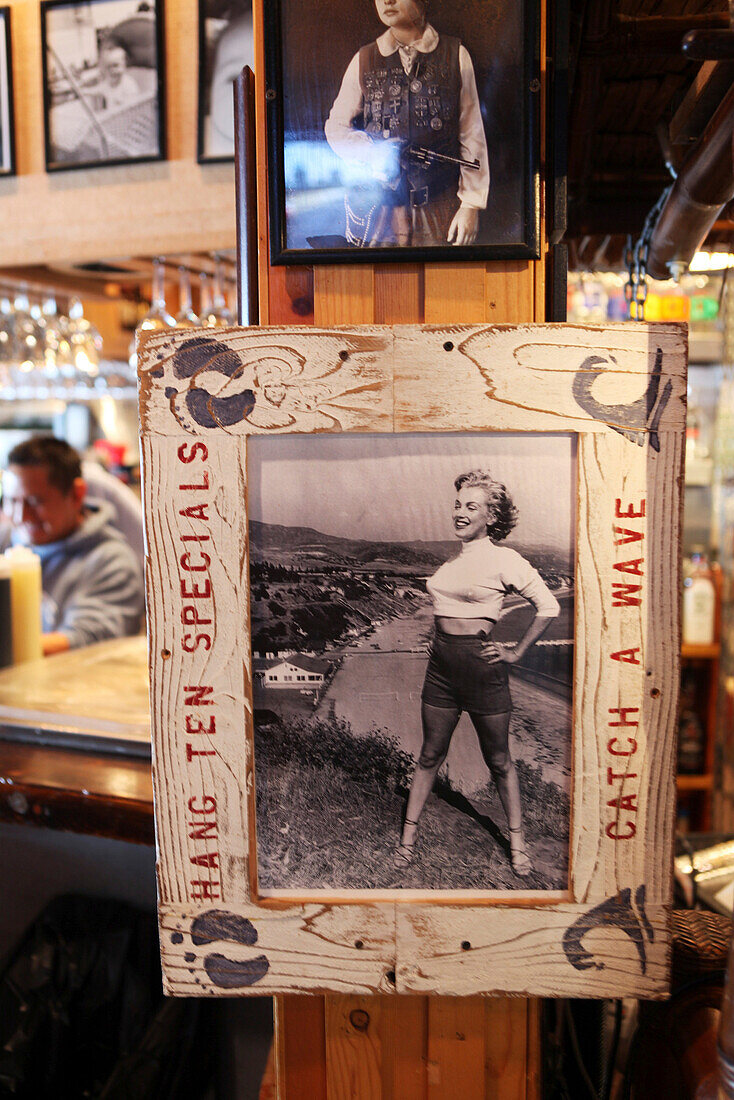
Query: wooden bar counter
0 638 154 844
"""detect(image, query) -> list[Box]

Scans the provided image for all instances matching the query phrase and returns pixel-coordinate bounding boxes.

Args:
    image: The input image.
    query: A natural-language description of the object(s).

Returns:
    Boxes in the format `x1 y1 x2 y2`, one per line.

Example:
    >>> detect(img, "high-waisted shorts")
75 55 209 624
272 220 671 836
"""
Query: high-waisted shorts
421 625 512 715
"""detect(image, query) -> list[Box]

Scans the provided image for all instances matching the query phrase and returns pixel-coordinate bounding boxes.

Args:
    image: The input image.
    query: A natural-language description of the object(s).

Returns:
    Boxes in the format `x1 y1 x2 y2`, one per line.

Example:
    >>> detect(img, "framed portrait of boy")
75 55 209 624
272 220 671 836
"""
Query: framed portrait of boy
198 0 254 162
264 0 540 265
40 0 166 172
138 321 686 999
0 8 15 177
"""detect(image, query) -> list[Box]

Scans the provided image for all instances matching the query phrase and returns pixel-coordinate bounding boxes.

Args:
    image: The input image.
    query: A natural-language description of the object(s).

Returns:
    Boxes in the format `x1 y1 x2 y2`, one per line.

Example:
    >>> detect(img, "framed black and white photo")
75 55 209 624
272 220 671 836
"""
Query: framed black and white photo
198 0 253 162
264 0 539 265
0 8 15 177
40 0 166 172
249 432 574 894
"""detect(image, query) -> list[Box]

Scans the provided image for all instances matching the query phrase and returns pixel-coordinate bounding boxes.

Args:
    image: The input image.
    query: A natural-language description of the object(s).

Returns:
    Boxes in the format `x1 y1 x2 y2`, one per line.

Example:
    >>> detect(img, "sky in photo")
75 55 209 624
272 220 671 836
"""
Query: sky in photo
248 432 576 553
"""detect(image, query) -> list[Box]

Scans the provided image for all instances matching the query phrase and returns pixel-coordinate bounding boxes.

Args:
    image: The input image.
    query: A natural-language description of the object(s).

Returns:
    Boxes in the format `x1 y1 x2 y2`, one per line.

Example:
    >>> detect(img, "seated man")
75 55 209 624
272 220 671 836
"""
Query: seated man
1 436 145 655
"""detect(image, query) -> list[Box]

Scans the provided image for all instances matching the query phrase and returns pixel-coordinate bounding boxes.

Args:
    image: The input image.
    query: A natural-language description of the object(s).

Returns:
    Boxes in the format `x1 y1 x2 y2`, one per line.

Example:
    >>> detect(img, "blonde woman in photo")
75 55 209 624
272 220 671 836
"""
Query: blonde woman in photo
395 469 560 877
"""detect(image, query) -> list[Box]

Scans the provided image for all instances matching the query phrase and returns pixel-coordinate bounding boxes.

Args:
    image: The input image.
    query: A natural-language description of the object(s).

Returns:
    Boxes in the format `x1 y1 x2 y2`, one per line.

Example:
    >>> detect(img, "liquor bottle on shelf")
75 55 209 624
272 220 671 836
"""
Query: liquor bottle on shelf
682 549 716 647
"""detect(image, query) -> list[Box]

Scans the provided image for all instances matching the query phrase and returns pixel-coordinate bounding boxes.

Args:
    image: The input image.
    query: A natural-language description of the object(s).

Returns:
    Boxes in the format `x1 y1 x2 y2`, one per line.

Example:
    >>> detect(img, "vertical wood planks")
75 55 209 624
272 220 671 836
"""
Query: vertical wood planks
426 999 486 1100
374 265 424 324
380 996 428 1100
314 267 376 325
325 996 384 1100
278 995 328 1100
484 999 529 1100
424 264 487 323
485 262 538 325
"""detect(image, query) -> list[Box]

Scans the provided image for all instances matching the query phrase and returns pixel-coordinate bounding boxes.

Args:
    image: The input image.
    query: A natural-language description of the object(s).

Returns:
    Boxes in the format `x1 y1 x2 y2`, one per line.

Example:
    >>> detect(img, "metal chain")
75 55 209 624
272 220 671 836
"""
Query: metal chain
625 185 673 321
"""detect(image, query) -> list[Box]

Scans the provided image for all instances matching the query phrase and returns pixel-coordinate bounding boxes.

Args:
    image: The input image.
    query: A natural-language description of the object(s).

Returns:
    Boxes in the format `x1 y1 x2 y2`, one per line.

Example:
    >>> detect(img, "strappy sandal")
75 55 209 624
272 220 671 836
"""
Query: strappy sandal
509 827 533 877
394 819 419 870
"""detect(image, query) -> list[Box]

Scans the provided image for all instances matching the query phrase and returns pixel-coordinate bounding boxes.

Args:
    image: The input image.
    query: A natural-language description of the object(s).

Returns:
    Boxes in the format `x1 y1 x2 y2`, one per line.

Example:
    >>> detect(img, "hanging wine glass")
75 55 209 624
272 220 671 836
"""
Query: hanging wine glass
0 293 15 394
138 258 176 333
11 289 45 397
40 295 63 387
210 256 234 325
67 296 102 389
197 272 217 327
130 257 176 371
175 267 201 328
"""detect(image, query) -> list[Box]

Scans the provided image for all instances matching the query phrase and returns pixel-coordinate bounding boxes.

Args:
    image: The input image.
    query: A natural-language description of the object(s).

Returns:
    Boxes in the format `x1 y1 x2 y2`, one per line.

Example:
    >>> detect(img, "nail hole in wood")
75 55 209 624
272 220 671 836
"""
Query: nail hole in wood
443 341 454 351
461 940 471 951
386 969 396 985
339 349 349 360
354 939 364 949
651 687 661 698
161 649 171 659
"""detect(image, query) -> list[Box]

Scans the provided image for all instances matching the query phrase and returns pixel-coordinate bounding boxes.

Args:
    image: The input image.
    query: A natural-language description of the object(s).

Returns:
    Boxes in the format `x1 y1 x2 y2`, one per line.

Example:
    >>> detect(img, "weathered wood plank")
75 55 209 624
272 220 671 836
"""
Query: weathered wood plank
572 430 682 904
142 434 251 907
160 903 396 996
395 903 670 999
139 323 686 440
138 326 394 437
426 998 485 1100
393 323 686 436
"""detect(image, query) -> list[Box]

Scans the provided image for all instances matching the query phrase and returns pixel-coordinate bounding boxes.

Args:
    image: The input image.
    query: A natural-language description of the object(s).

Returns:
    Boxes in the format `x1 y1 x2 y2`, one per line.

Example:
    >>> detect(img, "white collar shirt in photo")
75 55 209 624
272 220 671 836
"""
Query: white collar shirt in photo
324 23 490 210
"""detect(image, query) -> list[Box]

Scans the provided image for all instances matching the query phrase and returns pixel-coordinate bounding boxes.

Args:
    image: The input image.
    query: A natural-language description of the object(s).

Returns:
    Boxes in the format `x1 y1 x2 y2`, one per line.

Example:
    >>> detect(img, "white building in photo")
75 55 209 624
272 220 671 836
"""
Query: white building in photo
254 654 330 689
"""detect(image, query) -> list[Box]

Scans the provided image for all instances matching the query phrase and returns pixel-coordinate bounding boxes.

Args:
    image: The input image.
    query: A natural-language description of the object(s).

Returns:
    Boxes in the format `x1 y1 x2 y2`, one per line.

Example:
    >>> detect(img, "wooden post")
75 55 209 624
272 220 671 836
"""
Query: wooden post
257 0 546 1093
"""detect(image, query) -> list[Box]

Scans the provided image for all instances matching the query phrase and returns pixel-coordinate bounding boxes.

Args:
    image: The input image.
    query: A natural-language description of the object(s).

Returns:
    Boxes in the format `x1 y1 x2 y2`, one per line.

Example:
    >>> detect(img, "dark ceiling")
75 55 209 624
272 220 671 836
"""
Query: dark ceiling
566 0 733 253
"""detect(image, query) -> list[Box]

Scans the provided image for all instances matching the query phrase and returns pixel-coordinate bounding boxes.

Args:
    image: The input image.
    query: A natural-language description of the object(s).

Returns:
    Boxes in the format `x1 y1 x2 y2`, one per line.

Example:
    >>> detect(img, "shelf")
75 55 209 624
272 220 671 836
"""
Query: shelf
677 773 714 791
681 643 721 660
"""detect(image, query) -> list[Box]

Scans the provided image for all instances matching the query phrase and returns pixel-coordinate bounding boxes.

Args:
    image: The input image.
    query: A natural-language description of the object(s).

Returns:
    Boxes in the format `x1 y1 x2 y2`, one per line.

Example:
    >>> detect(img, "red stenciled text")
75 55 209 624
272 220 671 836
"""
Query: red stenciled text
186 685 220 901
177 442 213 654
605 496 646 843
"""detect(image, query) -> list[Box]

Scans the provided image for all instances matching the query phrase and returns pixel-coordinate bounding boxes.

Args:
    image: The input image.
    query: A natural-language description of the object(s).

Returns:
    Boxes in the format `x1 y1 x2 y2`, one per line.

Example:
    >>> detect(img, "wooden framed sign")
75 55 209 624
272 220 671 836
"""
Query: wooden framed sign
138 322 686 998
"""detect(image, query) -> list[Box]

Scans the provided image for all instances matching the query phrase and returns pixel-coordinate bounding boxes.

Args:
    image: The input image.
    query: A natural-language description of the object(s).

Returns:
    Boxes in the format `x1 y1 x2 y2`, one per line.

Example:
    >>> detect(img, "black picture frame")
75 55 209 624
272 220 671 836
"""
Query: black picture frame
40 0 166 173
0 7 16 177
197 0 254 163
264 0 540 266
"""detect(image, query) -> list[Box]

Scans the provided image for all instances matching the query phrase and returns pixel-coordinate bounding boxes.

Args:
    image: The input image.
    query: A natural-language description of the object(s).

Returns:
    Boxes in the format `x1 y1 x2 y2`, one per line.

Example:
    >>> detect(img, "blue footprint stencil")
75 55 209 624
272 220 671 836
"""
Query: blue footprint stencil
172 910 270 988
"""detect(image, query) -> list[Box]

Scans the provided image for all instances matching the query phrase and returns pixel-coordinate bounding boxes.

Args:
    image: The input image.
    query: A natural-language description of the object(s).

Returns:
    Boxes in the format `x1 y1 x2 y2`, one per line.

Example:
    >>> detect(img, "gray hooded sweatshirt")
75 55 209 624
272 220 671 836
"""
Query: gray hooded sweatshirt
28 501 145 649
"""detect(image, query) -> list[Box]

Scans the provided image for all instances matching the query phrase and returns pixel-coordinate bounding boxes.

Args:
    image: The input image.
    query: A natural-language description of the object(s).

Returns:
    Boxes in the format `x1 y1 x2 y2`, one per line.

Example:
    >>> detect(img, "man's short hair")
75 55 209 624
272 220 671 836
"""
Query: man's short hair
7 436 83 494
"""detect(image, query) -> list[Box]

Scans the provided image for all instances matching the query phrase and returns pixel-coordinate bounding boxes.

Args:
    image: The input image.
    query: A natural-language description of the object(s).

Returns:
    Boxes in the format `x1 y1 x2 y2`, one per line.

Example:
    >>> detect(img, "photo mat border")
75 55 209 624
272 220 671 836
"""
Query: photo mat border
263 0 541 266
40 0 167 173
138 322 686 998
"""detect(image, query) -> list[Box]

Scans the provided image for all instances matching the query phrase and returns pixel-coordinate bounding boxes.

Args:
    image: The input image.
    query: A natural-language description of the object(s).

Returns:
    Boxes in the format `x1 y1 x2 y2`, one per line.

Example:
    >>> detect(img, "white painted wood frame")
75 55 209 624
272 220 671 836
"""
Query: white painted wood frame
138 322 686 998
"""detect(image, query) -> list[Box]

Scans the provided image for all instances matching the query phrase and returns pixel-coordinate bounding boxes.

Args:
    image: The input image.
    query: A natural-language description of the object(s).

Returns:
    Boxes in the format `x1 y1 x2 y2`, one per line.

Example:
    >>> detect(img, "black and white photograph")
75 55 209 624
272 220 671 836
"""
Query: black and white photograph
198 0 253 162
265 0 538 264
249 433 574 895
0 8 14 177
41 0 166 171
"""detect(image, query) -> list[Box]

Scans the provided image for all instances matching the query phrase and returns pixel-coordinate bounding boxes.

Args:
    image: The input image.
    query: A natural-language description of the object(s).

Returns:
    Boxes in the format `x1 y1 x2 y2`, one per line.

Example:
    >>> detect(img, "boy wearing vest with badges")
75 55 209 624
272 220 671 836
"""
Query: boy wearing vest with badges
325 0 490 248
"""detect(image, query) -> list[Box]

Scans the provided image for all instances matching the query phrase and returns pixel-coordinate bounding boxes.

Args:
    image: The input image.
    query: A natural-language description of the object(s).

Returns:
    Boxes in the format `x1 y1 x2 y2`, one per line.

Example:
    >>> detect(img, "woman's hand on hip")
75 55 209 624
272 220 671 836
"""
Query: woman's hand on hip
480 640 522 665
